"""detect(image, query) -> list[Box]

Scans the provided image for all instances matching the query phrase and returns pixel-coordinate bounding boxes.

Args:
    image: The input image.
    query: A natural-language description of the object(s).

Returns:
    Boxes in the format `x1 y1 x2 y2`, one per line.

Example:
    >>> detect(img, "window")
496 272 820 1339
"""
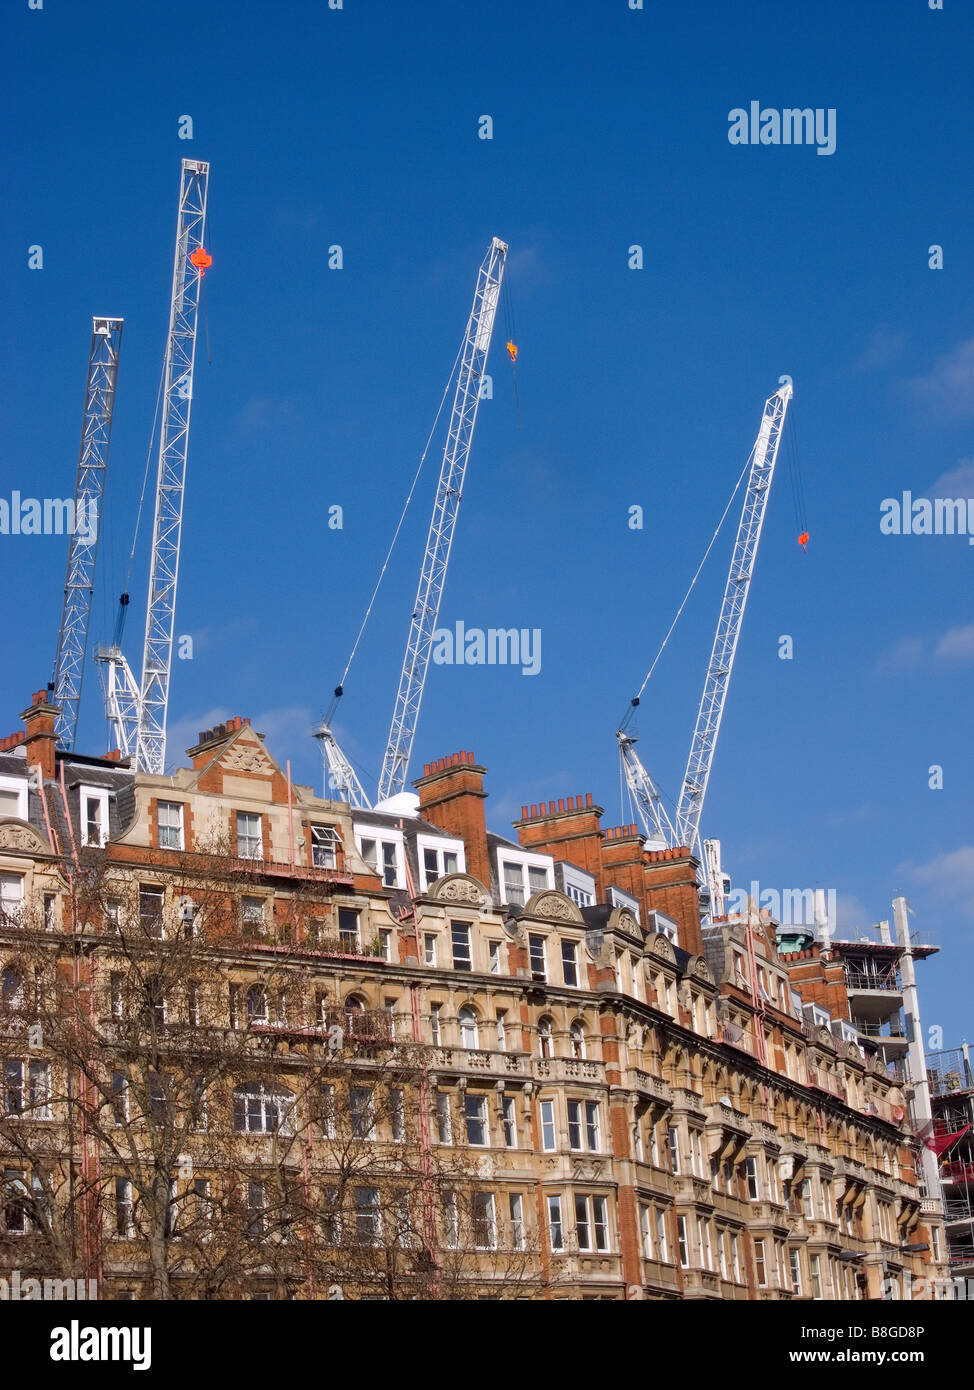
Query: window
322 1187 341 1244
677 1215 689 1267
43 893 55 929
358 837 400 887
139 886 164 938
745 1155 759 1200
809 1253 822 1299
790 1248 803 1294
567 1101 583 1151
561 939 579 987
768 1159 781 1204
488 941 501 974
157 801 183 850
656 1209 668 1263
338 907 360 952
547 1195 564 1251
472 1191 497 1249
187 981 199 1027
236 812 262 859
800 1177 813 1218
436 1091 452 1144
528 865 548 895
376 929 391 961
442 1191 458 1248
754 1238 767 1286
318 1084 336 1139
105 897 121 933
394 1191 414 1248
575 1193 591 1250
310 824 340 868
528 934 547 982
233 1082 294 1135
537 1016 553 1059
0 776 27 821
495 1009 507 1051
640 1204 653 1259
115 1178 134 1238
459 1005 479 1049
650 1122 660 1167
240 896 265 935
451 923 471 971
350 1086 376 1140
2 1060 50 1118
423 933 437 966
585 1101 601 1152
502 862 525 907
465 1094 489 1146
509 1193 525 1250
421 842 461 889
430 1003 442 1045
668 1125 681 1174
110 971 123 1019
1 965 23 1009
540 1099 556 1151
719 1228 729 1279
689 1128 704 1177
112 1071 128 1126
246 983 267 1023
390 1087 405 1142
354 1187 380 1245
502 1096 517 1148
0 873 24 924
592 1196 609 1251
81 786 109 847
569 1021 585 1058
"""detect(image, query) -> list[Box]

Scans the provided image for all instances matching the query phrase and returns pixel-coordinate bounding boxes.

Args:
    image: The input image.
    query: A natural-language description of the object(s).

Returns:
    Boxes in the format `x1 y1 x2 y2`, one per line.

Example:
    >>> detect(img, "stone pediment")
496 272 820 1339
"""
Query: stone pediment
684 954 714 987
218 735 275 775
429 873 490 908
0 819 50 854
646 932 677 965
522 890 584 924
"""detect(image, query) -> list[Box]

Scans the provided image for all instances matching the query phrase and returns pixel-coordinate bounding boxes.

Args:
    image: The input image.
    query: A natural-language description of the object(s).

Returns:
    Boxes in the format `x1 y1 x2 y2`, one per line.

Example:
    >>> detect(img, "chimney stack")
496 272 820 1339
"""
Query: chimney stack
414 752 490 891
20 690 60 782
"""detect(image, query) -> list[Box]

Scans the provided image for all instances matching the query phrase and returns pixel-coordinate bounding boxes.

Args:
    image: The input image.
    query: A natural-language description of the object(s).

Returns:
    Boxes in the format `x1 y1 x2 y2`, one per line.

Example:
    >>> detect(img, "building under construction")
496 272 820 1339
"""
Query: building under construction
927 1046 974 1283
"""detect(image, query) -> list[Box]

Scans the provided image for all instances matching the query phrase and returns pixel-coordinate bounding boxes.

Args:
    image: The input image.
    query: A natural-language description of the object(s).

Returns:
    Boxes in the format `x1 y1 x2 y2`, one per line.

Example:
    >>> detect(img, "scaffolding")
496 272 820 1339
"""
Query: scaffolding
927 1045 974 1272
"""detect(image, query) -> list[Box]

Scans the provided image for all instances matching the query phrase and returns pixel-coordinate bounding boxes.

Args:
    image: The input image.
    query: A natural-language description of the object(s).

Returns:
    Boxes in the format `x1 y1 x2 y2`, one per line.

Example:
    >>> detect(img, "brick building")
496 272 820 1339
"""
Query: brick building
0 693 947 1299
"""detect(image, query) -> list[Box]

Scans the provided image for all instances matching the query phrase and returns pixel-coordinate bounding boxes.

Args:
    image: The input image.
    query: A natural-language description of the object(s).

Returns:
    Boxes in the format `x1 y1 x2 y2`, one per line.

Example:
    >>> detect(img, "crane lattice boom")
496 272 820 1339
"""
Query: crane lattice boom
377 237 508 802
673 382 792 849
52 317 123 750
134 158 210 775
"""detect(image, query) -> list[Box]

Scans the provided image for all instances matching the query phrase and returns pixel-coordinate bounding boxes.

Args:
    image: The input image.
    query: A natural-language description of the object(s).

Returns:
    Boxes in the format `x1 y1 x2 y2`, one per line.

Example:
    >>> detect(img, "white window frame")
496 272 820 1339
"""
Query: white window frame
509 1193 525 1250
607 884 640 922
488 940 502 974
464 1093 489 1147
450 921 472 972
0 775 28 822
236 811 262 860
472 1191 497 1250
547 1194 564 1251
540 1098 556 1151
310 823 342 868
501 1095 517 1148
435 1090 452 1144
157 800 184 851
80 785 109 847
417 834 465 891
497 848 554 907
353 825 406 889
528 933 547 982
677 1214 689 1268
423 932 437 967
459 1005 479 1049
561 938 579 987
559 863 596 908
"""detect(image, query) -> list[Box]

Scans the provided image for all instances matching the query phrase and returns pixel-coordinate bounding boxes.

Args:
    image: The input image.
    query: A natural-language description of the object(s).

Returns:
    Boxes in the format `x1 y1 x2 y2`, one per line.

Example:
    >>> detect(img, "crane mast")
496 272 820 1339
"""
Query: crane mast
134 158 210 775
617 729 676 846
314 721 371 809
52 317 123 750
673 382 792 849
377 236 508 802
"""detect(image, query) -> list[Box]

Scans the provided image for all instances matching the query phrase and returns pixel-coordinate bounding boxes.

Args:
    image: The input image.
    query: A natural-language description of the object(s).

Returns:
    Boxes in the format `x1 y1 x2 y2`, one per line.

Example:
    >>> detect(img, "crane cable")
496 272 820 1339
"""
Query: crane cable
324 335 467 724
618 442 756 732
786 407 808 550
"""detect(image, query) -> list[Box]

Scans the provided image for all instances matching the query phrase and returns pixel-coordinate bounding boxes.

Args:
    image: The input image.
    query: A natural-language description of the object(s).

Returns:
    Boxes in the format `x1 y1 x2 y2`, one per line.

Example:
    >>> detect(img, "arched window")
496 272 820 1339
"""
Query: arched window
569 1020 585 1059
459 1005 479 1049
246 983 267 1023
1 964 23 1009
233 1081 295 1135
538 1015 553 1060
344 994 366 1036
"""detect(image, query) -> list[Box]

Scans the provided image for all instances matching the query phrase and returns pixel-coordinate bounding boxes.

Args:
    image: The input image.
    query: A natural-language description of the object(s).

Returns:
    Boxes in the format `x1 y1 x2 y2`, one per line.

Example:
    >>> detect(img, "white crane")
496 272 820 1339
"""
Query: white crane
619 382 793 893
316 237 509 807
52 317 123 750
377 236 508 801
97 159 210 771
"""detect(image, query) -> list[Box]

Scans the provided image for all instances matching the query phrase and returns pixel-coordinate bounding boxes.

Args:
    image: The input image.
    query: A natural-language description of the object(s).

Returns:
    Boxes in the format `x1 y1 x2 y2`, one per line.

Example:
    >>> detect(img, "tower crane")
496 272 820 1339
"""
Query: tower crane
97 159 210 771
377 236 508 801
315 236 508 807
619 381 793 898
52 317 123 750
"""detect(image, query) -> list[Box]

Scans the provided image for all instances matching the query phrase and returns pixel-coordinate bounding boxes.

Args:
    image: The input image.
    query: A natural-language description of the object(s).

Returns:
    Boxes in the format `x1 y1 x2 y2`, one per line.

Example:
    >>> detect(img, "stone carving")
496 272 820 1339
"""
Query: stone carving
432 874 489 907
525 890 583 923
221 743 272 774
0 820 49 853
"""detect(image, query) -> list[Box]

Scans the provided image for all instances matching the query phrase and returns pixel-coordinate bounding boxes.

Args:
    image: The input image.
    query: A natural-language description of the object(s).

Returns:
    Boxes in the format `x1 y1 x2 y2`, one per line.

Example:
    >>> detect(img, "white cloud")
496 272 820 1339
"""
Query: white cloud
903 847 974 923
923 457 974 499
854 325 905 372
877 626 974 672
910 337 974 416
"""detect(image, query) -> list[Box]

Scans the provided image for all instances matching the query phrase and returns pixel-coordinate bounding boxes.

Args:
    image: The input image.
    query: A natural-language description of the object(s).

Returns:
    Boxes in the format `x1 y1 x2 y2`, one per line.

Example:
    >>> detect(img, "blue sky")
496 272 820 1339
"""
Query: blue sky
2 0 972 1043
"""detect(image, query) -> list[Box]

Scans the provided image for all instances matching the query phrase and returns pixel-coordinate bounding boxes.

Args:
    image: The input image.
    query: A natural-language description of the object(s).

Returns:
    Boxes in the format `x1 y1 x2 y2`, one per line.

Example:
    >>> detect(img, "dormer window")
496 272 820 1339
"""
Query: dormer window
311 825 341 869
157 801 184 851
80 786 109 847
499 854 552 907
418 837 464 891
0 776 28 821
354 829 405 889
